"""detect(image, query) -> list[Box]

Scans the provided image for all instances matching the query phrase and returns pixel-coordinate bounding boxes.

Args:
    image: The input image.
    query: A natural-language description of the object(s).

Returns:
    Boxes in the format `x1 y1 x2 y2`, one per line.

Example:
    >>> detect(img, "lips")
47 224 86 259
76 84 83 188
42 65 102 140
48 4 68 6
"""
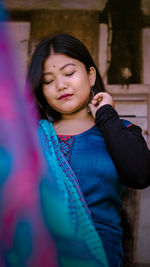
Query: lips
58 94 73 100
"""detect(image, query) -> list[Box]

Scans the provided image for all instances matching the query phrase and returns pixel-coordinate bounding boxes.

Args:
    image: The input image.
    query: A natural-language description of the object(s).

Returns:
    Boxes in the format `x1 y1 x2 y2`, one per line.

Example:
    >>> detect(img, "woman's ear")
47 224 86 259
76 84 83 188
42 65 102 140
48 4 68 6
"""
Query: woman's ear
88 67 96 86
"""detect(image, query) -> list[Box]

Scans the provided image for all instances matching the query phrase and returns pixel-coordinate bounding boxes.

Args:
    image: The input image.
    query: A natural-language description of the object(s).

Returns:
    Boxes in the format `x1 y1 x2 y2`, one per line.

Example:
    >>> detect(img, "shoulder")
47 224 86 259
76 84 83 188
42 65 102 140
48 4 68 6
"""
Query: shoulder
38 119 50 136
121 119 133 128
38 119 56 138
38 119 51 130
38 119 48 126
121 119 143 134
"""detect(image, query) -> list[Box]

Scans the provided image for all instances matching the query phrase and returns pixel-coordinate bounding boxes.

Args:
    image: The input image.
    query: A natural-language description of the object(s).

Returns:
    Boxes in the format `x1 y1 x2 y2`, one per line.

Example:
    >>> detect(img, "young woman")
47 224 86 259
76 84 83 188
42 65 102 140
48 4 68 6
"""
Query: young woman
27 34 150 267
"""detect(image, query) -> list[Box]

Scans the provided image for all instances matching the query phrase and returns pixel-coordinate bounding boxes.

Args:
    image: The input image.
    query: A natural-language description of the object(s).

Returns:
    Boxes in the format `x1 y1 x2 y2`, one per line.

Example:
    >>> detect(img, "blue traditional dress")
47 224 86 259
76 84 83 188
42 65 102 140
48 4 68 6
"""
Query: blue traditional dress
38 104 150 267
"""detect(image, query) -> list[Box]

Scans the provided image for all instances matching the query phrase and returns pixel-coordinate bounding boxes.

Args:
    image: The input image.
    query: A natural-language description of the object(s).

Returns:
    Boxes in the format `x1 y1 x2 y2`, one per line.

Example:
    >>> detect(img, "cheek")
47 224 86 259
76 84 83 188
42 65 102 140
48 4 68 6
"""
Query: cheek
43 87 53 101
73 74 91 92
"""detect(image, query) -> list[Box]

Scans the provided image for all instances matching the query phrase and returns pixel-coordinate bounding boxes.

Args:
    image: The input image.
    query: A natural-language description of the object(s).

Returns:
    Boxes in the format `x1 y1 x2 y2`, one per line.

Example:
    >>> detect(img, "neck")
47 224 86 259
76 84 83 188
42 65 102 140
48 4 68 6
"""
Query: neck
53 107 95 135
61 107 92 121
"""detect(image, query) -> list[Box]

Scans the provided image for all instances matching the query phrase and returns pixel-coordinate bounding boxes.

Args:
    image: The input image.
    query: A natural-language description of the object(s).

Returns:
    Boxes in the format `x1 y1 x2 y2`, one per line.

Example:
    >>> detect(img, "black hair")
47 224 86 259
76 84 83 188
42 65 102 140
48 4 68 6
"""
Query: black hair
27 34 106 121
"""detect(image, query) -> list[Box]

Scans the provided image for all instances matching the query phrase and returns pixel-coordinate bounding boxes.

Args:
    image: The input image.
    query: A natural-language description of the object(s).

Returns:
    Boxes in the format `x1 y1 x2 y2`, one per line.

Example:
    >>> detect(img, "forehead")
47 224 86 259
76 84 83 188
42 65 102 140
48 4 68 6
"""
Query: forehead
43 53 83 71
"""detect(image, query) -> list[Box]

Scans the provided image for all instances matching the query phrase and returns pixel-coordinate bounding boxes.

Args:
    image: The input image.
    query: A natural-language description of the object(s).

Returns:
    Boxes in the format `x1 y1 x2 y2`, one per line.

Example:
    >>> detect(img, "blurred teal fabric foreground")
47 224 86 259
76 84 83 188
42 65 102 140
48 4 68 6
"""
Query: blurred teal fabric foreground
0 1 108 266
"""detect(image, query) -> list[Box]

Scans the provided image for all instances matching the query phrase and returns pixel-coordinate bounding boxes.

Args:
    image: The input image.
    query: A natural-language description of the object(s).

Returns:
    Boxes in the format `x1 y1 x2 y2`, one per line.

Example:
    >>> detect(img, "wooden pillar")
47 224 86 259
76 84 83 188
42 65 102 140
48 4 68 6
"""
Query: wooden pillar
29 10 99 65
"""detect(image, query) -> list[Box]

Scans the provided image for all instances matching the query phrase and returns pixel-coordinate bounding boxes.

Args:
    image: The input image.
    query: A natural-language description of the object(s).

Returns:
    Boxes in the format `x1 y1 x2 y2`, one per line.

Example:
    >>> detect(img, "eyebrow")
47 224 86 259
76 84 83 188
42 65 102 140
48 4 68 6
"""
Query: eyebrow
42 63 76 76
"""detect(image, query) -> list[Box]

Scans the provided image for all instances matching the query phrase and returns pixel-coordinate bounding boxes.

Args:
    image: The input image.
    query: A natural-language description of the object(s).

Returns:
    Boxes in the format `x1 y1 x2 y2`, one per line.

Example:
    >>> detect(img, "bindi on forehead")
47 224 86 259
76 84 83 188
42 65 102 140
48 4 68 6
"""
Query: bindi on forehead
43 63 76 76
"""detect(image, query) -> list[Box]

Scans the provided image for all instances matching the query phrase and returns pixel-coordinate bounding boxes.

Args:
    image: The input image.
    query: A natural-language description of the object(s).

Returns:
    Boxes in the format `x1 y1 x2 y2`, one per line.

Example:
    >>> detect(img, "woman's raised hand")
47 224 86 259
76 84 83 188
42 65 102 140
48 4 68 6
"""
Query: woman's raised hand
88 92 115 118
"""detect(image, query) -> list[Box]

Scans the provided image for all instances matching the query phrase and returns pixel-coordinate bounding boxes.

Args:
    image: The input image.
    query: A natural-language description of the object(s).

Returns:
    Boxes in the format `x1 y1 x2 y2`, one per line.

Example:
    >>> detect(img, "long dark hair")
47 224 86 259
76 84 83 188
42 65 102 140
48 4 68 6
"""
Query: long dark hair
27 34 106 121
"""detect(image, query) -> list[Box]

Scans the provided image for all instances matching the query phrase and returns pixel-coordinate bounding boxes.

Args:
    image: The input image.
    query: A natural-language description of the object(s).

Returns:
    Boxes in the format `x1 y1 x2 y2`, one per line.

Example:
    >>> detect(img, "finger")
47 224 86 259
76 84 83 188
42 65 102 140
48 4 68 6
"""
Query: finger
96 96 103 105
93 92 103 100
91 99 98 104
91 100 100 107
98 95 103 102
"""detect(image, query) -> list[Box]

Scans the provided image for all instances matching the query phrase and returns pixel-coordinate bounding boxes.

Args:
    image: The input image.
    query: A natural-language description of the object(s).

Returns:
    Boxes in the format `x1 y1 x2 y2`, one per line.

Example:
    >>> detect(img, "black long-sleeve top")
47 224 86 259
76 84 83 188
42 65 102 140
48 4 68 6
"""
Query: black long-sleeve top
95 104 150 189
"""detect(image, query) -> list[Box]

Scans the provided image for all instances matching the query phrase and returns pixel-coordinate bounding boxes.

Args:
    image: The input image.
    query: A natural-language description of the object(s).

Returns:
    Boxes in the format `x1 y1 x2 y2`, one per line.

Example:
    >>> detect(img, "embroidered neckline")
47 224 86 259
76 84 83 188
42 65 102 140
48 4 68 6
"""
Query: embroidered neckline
57 135 74 162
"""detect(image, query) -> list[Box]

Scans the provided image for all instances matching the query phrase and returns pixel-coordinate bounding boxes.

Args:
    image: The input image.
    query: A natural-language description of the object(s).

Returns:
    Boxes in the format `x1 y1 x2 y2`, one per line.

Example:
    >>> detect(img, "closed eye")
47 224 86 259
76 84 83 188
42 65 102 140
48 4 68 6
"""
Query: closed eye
65 71 75 77
42 80 53 85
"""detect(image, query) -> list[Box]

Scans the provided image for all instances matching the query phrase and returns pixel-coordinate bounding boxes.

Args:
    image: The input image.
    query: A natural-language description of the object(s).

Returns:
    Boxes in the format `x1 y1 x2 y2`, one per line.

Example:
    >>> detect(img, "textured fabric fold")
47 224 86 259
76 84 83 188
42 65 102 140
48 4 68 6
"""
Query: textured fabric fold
0 2 109 265
39 119 109 267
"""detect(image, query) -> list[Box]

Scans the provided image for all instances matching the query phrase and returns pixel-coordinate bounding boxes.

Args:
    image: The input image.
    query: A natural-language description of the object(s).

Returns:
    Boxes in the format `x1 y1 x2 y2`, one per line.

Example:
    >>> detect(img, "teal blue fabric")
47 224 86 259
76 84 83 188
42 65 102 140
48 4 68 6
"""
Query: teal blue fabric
68 124 125 266
70 124 124 235
57 119 132 267
38 119 109 267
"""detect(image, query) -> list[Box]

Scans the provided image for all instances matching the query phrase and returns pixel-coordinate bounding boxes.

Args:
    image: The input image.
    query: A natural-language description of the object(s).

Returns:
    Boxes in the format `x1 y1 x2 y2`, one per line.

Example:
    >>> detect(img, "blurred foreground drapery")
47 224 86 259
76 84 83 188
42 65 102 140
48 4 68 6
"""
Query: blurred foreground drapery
0 2 108 266
0 2 58 266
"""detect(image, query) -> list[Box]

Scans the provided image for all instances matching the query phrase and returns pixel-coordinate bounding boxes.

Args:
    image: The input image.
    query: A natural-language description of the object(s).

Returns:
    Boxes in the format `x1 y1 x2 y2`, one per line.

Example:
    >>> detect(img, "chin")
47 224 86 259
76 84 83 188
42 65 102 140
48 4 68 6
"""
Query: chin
55 104 87 115
56 107 78 114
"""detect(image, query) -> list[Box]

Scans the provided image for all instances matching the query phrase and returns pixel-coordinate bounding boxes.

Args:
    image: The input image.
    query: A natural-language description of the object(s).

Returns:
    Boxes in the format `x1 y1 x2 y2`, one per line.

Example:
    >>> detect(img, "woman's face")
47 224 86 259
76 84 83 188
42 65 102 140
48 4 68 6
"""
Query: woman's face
42 53 96 115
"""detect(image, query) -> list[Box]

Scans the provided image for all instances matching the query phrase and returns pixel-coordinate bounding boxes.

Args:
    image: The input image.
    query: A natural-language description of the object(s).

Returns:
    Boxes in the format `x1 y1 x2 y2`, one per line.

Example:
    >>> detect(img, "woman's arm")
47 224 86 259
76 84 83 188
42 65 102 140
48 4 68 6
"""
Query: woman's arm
95 104 150 189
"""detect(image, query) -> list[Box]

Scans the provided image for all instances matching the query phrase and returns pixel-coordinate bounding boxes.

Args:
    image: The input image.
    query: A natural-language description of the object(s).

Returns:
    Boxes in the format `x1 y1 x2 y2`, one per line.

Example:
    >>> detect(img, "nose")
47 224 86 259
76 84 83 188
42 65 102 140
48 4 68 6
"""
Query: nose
56 77 68 91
